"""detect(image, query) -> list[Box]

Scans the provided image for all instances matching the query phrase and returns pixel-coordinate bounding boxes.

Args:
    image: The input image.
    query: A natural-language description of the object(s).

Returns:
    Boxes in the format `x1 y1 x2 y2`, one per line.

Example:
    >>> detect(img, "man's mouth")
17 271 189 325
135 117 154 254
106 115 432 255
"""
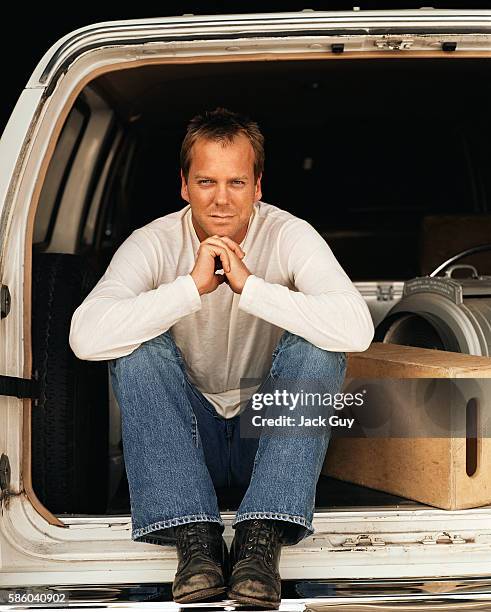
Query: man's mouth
211 215 234 219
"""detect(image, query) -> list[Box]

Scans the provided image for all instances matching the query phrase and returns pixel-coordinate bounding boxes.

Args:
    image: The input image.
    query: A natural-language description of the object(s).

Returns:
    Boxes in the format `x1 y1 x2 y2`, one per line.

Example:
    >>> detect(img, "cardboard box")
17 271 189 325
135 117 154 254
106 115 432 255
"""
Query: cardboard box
322 343 491 510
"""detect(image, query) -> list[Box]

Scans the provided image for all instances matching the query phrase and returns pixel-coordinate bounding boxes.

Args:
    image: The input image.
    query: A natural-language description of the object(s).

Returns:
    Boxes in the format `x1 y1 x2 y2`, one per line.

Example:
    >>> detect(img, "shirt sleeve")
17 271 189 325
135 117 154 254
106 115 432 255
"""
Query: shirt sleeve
69 228 201 361
238 219 374 352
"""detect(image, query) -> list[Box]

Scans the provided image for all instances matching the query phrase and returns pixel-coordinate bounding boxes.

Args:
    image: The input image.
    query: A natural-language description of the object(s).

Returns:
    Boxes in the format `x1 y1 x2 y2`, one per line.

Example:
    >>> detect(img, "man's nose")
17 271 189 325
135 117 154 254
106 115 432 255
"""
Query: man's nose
214 182 229 205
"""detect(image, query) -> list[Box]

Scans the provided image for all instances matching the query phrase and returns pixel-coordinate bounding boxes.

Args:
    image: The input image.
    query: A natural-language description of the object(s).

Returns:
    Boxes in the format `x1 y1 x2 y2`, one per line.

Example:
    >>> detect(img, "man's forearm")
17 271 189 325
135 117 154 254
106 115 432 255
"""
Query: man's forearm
238 275 374 352
69 274 201 360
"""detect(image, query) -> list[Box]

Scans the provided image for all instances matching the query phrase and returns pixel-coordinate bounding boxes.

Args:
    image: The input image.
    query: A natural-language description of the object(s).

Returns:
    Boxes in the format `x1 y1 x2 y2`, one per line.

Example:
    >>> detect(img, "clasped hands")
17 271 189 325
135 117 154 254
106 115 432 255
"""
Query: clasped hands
190 235 251 296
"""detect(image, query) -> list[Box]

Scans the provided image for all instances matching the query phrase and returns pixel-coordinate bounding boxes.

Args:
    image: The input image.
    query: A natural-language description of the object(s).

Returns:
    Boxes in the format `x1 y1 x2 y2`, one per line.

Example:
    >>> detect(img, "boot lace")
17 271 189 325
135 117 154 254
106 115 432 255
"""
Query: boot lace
242 519 280 563
176 522 218 560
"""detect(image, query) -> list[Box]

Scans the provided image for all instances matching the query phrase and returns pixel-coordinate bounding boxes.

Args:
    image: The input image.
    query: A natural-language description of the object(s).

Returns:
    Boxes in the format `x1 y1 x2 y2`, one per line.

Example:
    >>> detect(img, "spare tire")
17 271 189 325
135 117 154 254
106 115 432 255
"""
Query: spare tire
31 252 109 514
374 273 491 356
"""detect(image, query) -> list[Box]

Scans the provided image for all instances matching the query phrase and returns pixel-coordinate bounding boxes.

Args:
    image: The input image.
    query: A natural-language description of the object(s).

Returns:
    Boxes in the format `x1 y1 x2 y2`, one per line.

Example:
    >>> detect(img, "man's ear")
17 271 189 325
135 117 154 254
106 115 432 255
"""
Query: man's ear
180 169 190 203
254 173 263 202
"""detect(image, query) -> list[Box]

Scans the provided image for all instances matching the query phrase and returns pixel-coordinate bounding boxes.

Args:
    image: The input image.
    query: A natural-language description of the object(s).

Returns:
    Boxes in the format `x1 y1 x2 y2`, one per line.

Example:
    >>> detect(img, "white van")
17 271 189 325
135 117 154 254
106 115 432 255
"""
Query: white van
1 8 491 609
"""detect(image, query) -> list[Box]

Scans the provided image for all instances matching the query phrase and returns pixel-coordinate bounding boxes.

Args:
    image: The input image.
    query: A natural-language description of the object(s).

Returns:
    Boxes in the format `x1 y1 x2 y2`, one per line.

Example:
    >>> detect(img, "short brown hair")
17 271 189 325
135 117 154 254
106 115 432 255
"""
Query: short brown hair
180 107 265 182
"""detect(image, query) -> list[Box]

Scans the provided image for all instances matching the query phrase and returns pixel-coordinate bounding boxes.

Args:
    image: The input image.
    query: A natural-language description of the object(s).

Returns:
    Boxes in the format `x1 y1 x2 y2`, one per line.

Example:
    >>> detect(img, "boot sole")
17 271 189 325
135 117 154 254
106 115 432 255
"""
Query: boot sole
227 589 280 609
174 585 227 604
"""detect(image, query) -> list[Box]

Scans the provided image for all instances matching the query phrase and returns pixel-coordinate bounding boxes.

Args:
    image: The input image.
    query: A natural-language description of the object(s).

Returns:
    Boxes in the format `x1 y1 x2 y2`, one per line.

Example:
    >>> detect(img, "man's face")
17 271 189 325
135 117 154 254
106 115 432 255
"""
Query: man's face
181 133 262 244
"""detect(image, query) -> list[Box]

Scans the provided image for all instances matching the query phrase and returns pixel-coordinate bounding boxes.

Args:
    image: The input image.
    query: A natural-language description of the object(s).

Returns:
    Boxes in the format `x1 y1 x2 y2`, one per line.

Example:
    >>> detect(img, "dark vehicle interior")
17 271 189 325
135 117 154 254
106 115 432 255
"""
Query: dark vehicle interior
88 57 491 279
31 55 491 516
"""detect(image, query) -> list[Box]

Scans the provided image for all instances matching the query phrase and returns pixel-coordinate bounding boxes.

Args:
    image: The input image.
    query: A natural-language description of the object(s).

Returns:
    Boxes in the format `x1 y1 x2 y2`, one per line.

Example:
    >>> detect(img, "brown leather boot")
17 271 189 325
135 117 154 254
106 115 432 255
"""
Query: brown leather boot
172 521 229 603
227 519 283 609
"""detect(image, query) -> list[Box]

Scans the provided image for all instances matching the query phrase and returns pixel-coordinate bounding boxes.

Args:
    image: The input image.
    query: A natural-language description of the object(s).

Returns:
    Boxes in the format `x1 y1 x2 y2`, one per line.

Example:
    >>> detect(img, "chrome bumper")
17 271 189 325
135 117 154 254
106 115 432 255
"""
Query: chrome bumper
3 577 491 610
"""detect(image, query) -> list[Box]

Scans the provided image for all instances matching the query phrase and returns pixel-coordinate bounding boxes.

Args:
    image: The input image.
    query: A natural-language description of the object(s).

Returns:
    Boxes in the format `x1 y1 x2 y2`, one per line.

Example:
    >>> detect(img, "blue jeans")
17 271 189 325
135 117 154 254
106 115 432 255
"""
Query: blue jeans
109 330 346 547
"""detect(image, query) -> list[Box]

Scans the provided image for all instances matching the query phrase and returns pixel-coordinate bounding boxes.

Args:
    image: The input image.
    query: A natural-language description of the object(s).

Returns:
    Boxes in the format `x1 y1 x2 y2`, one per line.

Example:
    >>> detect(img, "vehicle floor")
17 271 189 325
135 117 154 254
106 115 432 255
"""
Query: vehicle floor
106 473 415 515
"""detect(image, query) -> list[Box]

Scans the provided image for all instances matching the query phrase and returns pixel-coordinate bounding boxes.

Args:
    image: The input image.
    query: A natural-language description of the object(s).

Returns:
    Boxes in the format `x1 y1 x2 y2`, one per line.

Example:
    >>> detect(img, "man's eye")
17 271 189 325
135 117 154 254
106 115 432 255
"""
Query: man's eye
232 180 245 185
198 179 212 184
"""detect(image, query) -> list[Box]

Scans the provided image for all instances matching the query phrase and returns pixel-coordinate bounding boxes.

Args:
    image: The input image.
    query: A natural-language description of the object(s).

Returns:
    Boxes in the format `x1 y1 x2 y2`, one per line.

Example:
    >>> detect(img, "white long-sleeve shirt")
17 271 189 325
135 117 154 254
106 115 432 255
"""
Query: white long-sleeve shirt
69 201 374 419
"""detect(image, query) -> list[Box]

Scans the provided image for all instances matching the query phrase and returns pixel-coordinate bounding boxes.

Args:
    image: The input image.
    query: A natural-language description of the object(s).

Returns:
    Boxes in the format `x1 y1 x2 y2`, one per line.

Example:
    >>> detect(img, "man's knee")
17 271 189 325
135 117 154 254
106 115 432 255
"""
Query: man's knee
272 331 346 375
110 330 184 372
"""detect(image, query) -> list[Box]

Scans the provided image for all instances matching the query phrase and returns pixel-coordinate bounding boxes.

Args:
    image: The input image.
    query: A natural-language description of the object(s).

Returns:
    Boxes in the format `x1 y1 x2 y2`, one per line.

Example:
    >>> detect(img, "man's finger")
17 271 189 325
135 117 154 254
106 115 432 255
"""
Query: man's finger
202 243 231 272
206 235 245 259
202 240 236 270
216 235 246 258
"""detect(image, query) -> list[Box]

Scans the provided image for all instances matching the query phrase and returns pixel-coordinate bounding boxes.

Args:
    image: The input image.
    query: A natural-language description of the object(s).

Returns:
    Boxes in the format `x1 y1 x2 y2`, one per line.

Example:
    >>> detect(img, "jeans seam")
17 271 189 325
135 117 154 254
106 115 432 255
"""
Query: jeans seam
250 449 260 479
233 511 311 528
270 348 281 380
338 352 347 378
232 511 314 544
191 412 199 447
185 377 224 420
270 361 279 381
133 513 224 540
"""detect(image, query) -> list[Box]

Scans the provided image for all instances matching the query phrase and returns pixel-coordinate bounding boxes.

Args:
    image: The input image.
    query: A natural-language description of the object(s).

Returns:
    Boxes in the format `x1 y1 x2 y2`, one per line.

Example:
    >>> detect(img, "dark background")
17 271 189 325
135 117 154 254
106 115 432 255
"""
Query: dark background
3 1 491 134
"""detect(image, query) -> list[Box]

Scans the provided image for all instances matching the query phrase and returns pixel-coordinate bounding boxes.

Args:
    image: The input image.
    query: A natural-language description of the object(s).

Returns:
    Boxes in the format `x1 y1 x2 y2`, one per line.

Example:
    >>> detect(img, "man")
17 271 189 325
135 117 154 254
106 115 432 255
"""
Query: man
69 108 374 609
